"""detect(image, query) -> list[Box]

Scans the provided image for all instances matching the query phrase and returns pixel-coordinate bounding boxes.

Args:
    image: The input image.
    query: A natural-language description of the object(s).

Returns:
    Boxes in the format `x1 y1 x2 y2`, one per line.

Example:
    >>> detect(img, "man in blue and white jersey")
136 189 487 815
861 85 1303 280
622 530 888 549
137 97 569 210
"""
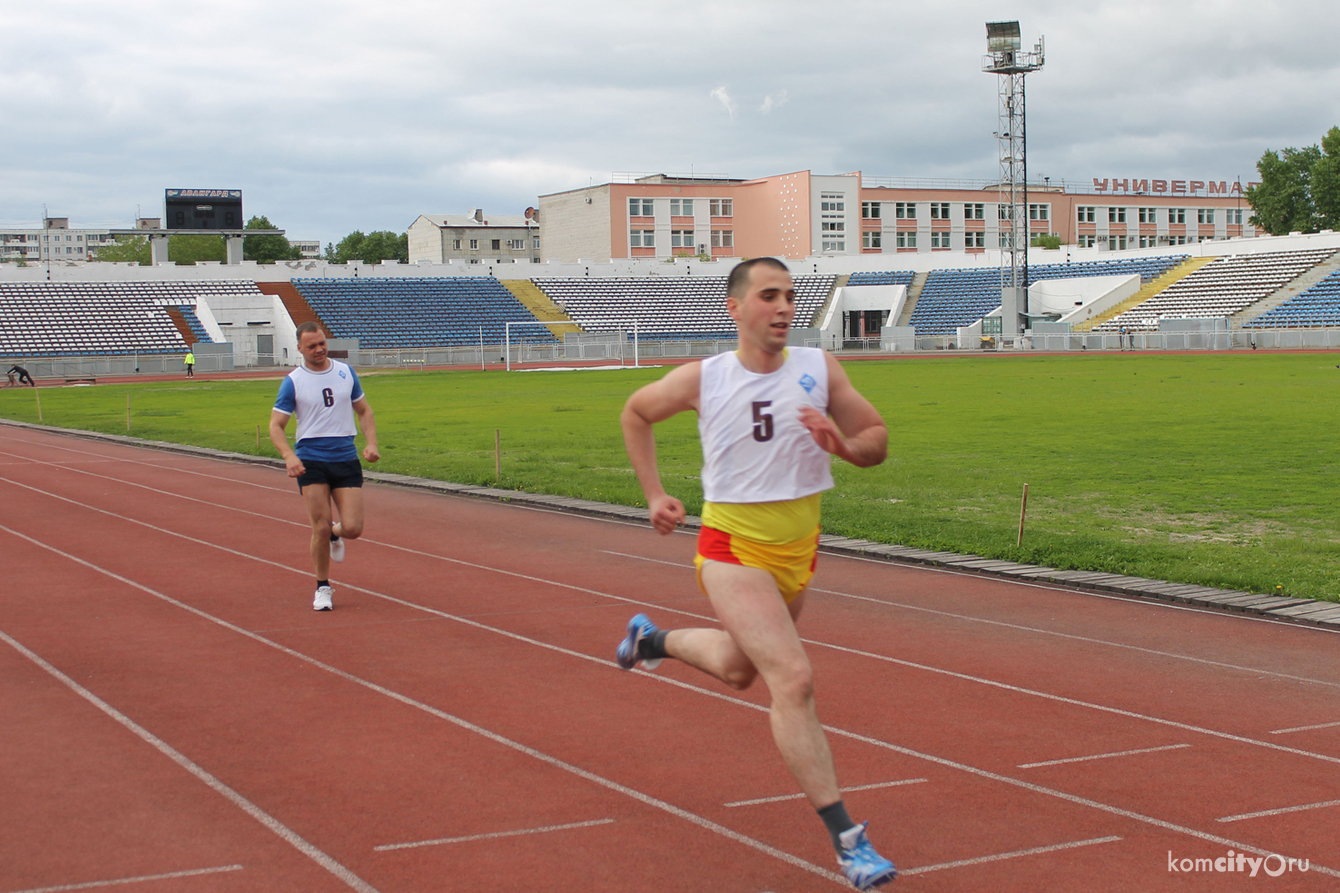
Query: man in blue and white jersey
269 322 380 611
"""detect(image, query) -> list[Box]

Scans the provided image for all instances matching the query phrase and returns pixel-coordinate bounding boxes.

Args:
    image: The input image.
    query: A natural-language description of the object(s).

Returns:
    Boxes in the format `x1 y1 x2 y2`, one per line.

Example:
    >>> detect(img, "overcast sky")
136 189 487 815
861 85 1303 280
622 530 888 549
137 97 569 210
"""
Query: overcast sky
2 0 1337 247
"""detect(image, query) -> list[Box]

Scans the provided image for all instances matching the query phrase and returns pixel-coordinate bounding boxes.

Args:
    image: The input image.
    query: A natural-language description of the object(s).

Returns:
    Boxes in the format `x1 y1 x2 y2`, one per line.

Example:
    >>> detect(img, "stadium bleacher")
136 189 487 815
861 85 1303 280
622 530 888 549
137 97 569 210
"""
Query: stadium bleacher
1242 268 1340 329
0 281 236 356
291 278 557 348
851 257 1185 334
532 274 836 339
1096 249 1336 332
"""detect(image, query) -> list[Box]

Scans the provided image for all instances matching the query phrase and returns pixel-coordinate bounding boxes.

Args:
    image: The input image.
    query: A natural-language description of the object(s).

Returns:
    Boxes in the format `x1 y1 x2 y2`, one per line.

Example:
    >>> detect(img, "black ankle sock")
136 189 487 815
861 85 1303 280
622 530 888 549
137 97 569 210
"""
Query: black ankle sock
638 629 670 661
330 533 340 542
818 800 857 853
317 579 329 589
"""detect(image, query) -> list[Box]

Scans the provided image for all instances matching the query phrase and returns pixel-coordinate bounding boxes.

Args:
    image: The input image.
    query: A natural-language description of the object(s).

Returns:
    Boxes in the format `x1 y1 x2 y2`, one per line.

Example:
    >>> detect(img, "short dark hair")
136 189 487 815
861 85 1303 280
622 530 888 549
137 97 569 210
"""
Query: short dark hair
727 257 790 298
295 321 323 340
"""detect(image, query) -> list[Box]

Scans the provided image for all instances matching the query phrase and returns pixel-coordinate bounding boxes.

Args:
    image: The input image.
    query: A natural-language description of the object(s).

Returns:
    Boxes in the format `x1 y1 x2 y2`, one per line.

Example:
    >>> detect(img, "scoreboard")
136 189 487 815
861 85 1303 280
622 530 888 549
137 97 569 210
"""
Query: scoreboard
165 189 243 230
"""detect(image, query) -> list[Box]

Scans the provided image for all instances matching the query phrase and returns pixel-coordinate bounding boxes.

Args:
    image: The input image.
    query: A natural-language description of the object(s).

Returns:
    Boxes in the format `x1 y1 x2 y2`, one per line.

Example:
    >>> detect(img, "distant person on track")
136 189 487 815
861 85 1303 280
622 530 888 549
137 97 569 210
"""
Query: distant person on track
615 257 897 889
269 322 379 611
184 349 195 378
7 364 35 387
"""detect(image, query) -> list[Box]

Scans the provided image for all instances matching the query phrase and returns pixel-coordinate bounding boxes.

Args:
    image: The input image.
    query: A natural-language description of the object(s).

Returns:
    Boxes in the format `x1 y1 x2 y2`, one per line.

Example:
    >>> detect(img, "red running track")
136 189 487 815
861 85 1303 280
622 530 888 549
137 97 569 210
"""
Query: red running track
1 423 1339 893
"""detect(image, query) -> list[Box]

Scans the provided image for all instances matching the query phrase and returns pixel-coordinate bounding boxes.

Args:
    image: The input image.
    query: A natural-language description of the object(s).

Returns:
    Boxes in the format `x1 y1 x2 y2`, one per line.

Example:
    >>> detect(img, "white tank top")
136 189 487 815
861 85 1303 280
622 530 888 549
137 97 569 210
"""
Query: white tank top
698 347 834 503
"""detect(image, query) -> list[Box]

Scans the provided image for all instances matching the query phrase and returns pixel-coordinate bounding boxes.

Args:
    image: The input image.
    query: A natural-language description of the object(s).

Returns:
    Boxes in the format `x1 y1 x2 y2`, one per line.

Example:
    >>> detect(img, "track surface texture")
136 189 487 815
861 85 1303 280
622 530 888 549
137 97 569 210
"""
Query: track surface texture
2 424 1338 892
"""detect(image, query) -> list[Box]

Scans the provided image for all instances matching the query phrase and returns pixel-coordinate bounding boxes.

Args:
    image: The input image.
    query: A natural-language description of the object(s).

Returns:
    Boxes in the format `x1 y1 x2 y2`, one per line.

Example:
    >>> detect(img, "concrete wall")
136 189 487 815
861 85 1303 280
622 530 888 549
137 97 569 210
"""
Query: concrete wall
1040 274 1140 323
538 184 612 262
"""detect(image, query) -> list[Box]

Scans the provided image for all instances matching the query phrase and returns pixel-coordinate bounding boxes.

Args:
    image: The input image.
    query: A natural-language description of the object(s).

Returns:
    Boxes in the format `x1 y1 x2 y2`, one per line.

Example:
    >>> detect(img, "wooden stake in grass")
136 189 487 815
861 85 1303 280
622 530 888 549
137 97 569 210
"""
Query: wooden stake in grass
1017 483 1030 547
35 386 42 423
495 428 501 481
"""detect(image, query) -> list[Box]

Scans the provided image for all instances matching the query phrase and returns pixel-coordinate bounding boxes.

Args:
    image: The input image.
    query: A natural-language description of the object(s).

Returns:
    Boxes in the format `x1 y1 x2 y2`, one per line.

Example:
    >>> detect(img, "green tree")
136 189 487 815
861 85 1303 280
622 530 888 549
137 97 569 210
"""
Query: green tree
1030 233 1062 249
169 234 226 264
243 214 300 263
1244 126 1340 235
92 234 151 264
326 229 408 264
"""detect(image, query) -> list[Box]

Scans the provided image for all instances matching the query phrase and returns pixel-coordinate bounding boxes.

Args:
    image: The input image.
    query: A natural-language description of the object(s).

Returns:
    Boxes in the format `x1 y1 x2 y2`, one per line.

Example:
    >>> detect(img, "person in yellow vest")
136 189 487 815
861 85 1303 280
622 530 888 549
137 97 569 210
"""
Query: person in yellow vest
616 257 896 889
184 348 195 378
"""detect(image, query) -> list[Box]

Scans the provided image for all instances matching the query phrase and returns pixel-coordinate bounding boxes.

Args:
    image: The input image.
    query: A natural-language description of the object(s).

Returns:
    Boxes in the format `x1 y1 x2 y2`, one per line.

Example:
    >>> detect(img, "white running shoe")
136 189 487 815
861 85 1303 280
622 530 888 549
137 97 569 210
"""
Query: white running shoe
313 585 334 611
329 536 345 562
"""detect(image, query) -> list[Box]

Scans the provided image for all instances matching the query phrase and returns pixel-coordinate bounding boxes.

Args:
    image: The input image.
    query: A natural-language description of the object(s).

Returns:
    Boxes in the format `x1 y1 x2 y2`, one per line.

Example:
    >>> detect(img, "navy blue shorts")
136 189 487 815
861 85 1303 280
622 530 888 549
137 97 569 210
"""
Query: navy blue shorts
296 458 364 491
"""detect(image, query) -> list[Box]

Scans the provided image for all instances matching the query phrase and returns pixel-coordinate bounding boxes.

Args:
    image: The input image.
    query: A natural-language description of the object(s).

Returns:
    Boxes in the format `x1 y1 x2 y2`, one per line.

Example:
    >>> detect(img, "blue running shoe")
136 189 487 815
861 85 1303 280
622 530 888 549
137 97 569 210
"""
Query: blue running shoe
616 613 661 670
837 822 897 889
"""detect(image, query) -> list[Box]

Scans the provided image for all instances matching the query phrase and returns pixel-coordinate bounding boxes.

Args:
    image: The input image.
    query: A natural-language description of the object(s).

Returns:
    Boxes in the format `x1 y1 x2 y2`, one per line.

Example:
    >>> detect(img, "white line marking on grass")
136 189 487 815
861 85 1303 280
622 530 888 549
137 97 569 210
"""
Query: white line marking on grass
899 836 1123 877
374 818 616 851
0 524 849 889
1269 720 1340 734
725 779 928 807
0 623 379 893
1018 743 1193 769
1217 799 1340 823
3 864 243 893
5 480 1340 878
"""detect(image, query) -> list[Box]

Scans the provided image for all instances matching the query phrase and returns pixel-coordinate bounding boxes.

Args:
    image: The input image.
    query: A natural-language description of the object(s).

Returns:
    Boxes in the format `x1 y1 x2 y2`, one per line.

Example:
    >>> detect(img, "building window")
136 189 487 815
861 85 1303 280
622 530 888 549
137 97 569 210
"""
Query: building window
821 240 845 252
821 221 845 233
862 231 882 249
1198 208 1215 224
491 239 501 250
469 239 478 249
711 229 733 248
1077 234 1097 247
820 193 845 212
999 232 1013 248
629 197 654 217
1138 207 1157 223
671 229 695 248
965 203 984 219
931 231 951 249
1108 207 1127 223
1107 234 1128 250
862 201 881 219
630 229 655 248
1077 206 1095 223
1169 208 1186 224
1226 209 1243 225
710 198 733 217
894 202 916 219
929 202 951 219
1029 203 1050 221
452 239 462 250
968 231 985 249
896 231 917 248
670 198 694 216
1139 235 1156 248
533 237 541 248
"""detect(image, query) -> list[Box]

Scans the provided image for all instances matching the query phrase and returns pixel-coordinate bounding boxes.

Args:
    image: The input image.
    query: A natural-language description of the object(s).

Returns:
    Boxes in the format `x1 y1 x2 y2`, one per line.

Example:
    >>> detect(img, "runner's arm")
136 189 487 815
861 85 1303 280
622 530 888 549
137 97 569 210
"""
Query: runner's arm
621 362 701 534
798 353 887 468
353 397 379 463
268 410 306 478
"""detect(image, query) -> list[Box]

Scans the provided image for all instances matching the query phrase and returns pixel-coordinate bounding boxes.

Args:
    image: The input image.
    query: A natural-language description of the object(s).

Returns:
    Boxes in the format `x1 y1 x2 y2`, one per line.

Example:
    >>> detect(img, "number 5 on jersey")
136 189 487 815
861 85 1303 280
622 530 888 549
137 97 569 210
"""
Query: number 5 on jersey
751 400 774 442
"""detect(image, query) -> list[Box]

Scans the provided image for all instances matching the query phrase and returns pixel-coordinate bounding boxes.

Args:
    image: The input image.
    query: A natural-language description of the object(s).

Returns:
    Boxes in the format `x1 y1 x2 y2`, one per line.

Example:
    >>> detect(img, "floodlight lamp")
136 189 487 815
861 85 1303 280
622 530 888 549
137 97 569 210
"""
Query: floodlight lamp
986 21 1021 54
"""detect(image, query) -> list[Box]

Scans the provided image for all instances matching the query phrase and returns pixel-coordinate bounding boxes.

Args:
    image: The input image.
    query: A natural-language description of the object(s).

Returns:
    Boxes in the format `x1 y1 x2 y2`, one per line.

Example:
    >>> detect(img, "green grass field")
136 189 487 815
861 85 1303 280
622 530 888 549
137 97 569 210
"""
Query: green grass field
3 352 1337 601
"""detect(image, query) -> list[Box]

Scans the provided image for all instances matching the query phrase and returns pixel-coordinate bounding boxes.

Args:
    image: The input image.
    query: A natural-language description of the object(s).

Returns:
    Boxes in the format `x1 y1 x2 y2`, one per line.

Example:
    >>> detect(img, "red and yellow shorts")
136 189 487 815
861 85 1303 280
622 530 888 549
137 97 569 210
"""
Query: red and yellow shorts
694 525 820 604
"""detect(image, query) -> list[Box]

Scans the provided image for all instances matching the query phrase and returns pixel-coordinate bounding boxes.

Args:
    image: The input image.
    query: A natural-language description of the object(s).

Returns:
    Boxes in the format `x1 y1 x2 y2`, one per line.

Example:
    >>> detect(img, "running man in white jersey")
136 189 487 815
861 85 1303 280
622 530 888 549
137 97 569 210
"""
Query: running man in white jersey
616 257 896 889
269 322 380 611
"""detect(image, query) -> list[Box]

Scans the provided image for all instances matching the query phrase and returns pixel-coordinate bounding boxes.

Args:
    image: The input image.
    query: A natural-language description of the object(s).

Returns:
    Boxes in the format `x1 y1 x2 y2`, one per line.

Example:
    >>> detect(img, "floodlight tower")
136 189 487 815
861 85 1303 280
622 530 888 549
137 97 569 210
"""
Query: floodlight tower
983 21 1044 336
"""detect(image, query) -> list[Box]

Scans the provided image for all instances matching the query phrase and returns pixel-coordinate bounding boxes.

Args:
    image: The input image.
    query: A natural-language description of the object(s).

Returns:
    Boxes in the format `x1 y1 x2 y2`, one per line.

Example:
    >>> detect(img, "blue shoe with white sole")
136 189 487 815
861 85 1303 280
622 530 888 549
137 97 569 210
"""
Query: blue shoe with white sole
616 613 661 670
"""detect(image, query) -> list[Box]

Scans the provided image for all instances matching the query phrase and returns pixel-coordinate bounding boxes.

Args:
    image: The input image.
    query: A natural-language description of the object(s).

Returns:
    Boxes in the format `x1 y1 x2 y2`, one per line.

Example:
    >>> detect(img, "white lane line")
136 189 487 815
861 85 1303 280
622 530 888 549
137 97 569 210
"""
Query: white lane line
1018 743 1193 769
374 818 616 851
0 623 378 893
725 778 928 808
1217 799 1340 823
16 468 1340 775
4 485 1340 879
3 864 243 893
1269 720 1340 735
0 524 848 889
899 836 1123 877
601 549 1340 686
